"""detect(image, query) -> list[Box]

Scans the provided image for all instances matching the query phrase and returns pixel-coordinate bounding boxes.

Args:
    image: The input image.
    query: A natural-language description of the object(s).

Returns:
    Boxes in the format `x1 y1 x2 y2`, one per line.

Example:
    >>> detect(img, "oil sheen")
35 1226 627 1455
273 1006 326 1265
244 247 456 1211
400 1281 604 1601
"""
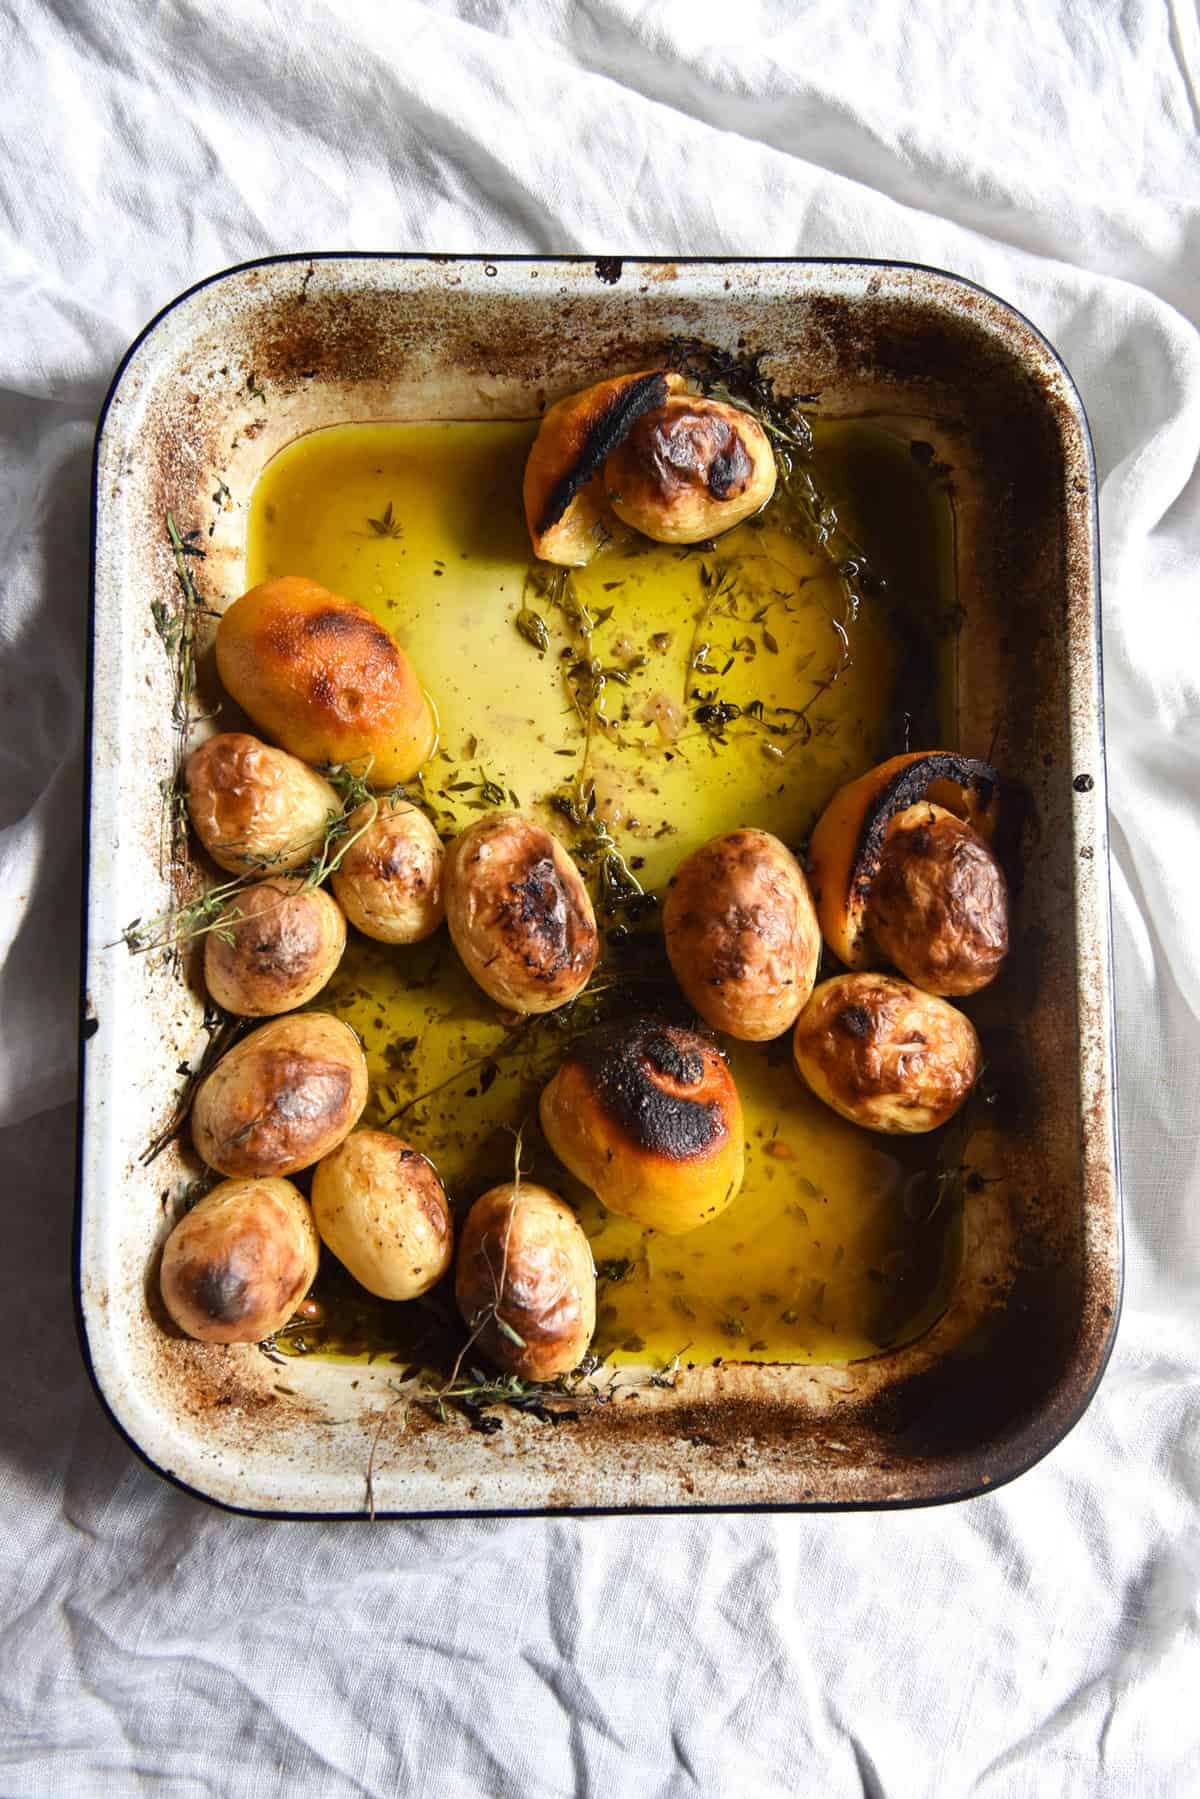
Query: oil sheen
246 418 960 1369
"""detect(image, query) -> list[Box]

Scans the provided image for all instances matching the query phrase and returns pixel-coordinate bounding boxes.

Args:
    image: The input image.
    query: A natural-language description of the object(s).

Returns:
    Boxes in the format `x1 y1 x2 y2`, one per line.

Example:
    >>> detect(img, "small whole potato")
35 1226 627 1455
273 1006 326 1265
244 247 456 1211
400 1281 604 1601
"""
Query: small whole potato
204 878 347 1016
603 395 776 544
191 1012 368 1178
444 811 598 1013
868 803 1009 997
159 1176 319 1344
455 1181 596 1379
312 1131 453 1301
540 1016 745 1234
663 828 821 1040
330 797 445 944
215 576 437 786
792 972 980 1134
185 732 341 875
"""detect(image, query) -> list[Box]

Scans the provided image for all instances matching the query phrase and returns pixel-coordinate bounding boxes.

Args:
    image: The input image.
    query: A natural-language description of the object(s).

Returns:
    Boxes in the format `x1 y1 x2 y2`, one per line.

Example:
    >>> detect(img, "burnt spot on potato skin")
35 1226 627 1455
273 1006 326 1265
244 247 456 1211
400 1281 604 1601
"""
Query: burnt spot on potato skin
267 600 401 663
190 1256 254 1326
497 852 594 983
537 371 669 533
567 1017 732 1162
615 401 757 505
161 1185 316 1342
838 1005 873 1039
200 1051 355 1176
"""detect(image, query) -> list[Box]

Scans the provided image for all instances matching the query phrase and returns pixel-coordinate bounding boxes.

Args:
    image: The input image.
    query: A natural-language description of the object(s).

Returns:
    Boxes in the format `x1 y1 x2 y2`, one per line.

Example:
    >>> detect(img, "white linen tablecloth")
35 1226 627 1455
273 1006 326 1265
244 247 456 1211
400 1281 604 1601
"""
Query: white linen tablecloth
2 2 1198 1793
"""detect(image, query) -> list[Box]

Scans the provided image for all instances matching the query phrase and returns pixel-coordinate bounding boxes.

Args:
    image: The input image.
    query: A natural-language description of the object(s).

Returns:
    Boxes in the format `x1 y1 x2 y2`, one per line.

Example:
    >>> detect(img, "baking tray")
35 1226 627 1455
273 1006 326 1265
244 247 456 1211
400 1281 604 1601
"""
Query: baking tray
77 255 1120 1516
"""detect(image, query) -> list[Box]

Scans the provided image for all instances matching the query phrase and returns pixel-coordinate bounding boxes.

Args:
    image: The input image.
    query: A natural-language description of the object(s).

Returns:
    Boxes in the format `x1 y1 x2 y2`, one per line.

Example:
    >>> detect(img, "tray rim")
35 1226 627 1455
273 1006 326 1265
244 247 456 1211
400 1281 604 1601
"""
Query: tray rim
75 250 1122 1518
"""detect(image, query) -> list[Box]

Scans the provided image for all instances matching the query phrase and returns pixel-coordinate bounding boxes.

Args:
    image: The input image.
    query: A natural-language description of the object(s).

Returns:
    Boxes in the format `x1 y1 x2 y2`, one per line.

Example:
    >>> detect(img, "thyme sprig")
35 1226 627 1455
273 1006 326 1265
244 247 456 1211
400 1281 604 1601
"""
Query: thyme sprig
120 763 402 957
365 500 404 539
141 1001 246 1166
664 338 880 747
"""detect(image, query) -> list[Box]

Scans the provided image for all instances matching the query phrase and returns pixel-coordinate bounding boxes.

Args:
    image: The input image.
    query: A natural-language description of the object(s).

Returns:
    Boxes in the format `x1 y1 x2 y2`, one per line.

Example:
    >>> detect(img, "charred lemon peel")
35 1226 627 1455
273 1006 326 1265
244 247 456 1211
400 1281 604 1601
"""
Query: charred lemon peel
849 753 999 905
809 750 1003 975
535 370 671 535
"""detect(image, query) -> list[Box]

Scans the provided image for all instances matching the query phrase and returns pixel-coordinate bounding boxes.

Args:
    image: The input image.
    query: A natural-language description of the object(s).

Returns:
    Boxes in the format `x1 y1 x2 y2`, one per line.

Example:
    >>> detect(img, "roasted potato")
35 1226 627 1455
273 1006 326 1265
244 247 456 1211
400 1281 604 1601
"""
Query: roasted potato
868 801 1009 996
455 1181 596 1379
330 796 445 944
203 878 347 1016
159 1176 319 1344
444 811 598 1013
185 732 340 875
663 828 820 1039
792 972 980 1134
311 1130 453 1301
807 750 1005 994
191 1012 368 1178
215 575 437 786
604 394 776 543
540 1016 745 1234
523 369 683 565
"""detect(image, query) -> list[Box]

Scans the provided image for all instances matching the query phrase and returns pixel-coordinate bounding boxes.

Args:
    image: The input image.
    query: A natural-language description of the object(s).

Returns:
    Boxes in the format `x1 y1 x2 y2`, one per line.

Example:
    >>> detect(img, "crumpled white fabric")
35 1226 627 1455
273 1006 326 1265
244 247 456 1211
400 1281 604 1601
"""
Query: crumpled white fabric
2 1 1199 1793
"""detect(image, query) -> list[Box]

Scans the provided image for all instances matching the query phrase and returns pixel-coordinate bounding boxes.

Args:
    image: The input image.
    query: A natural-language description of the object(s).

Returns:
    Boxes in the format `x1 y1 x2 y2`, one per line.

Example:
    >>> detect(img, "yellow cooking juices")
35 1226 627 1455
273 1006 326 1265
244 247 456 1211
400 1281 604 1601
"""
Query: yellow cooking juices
246 415 962 1367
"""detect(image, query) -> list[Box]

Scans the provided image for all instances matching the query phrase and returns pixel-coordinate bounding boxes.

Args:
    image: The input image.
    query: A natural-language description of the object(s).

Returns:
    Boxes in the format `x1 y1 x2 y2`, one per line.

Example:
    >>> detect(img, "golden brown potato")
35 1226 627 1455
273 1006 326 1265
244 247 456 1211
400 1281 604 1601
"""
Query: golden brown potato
523 369 684 565
203 878 347 1016
868 802 1009 996
792 973 980 1134
330 797 445 944
455 1181 595 1379
807 750 1003 978
311 1130 453 1301
191 1012 368 1178
215 576 437 786
663 828 820 1039
185 732 341 875
603 395 776 544
159 1176 319 1344
444 812 598 1013
540 1016 745 1234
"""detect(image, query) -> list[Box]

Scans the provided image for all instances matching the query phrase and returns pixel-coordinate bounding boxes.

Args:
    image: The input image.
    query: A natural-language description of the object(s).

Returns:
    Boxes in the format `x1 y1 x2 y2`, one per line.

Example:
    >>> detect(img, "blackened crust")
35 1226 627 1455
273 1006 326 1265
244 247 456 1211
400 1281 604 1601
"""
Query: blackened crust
498 850 595 986
191 1258 253 1325
537 371 670 533
849 753 1000 914
567 1016 730 1161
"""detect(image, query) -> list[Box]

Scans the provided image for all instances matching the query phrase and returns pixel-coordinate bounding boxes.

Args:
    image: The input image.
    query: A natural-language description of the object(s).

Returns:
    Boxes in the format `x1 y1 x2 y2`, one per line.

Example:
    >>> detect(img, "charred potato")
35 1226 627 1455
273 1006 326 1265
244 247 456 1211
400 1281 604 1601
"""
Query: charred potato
185 732 340 875
868 802 1008 996
444 811 598 1013
330 796 445 944
807 750 1006 994
663 828 820 1039
159 1176 319 1344
311 1131 453 1301
215 575 437 785
203 878 347 1016
540 1017 744 1234
191 1012 368 1178
792 973 980 1134
523 369 683 565
604 394 776 543
455 1181 595 1379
